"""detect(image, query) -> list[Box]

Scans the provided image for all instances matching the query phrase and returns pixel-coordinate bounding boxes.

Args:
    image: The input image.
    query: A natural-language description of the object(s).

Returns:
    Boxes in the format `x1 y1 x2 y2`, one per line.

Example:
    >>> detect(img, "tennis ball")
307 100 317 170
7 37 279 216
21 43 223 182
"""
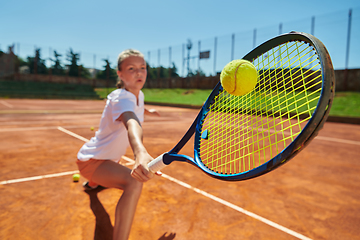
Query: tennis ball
72 173 80 182
220 59 258 96
90 126 94 131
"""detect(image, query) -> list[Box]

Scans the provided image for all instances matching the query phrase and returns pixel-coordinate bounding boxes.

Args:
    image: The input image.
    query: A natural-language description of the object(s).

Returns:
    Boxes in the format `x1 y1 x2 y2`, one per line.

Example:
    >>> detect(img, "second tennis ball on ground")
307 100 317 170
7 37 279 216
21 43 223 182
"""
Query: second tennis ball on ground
73 173 80 182
220 59 258 96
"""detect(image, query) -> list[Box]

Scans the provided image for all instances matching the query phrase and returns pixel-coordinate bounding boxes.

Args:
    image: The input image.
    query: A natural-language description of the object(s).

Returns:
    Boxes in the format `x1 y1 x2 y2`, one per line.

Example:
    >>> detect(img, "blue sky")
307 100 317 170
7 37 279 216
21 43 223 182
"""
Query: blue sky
1 0 359 75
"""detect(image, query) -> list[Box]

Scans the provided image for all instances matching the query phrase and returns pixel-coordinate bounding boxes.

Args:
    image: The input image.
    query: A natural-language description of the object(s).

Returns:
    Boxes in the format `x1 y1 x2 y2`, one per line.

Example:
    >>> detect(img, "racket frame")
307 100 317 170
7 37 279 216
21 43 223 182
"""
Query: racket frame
149 31 335 181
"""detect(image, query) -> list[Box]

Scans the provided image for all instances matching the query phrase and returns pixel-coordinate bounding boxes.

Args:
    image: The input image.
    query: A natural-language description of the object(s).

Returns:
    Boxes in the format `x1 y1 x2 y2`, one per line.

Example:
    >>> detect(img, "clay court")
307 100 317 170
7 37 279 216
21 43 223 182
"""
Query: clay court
0 98 359 240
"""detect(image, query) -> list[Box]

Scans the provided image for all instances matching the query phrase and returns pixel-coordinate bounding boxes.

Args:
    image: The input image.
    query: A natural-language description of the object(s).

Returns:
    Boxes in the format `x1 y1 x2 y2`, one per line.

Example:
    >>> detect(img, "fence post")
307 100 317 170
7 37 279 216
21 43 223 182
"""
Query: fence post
231 33 235 61
253 28 257 49
157 49 160 87
308 16 316 69
34 46 38 81
198 40 201 75
213 37 217 76
182 44 185 77
311 16 315 35
344 8 352 91
169 46 172 88
48 47 52 82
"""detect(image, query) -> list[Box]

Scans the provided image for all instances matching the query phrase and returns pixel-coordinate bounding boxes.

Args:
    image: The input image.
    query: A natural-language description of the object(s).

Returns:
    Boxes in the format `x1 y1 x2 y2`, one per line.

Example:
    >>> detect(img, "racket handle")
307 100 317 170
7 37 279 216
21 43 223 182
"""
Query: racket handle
148 153 166 173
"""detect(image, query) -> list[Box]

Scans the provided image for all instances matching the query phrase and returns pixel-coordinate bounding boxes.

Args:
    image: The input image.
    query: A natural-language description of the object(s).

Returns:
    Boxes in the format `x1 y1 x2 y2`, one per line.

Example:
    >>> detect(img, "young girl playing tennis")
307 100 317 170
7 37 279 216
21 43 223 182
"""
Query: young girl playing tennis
76 49 160 240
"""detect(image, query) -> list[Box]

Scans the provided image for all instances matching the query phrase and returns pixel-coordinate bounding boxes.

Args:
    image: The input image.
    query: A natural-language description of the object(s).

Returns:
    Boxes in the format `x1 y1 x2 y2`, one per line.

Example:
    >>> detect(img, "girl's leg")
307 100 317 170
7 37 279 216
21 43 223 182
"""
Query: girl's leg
91 160 143 240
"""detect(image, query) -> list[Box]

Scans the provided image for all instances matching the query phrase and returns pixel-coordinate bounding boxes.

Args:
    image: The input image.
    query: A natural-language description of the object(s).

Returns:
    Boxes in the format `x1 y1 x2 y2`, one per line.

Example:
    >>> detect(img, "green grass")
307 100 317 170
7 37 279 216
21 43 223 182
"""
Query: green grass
95 88 360 118
94 88 117 99
96 88 213 106
331 92 360 117
142 88 212 106
2 79 357 118
0 80 100 99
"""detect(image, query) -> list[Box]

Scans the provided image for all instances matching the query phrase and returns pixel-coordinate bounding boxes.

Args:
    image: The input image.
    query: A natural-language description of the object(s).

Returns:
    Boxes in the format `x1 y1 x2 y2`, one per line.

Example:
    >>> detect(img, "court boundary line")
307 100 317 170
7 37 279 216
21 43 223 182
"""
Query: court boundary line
0 109 103 114
0 126 313 240
161 173 312 240
1 125 359 146
0 170 79 185
0 100 13 108
58 126 312 240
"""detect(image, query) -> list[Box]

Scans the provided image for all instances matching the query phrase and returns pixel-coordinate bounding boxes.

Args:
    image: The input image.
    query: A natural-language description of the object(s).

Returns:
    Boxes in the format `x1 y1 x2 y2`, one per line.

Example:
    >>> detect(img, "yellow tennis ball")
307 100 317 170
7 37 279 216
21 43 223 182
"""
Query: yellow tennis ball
72 173 80 182
220 59 258 96
90 126 94 131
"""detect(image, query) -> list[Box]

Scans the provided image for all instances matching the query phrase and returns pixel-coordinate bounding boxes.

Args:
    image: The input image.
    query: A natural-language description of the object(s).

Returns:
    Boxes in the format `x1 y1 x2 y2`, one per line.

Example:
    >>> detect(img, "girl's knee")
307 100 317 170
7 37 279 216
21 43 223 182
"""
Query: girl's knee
122 178 142 200
130 177 143 191
124 175 143 192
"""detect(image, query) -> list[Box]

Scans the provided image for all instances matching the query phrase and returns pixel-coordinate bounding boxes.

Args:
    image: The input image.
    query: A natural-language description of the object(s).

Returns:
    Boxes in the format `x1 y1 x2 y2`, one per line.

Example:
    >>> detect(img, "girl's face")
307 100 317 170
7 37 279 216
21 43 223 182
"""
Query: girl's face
117 56 147 96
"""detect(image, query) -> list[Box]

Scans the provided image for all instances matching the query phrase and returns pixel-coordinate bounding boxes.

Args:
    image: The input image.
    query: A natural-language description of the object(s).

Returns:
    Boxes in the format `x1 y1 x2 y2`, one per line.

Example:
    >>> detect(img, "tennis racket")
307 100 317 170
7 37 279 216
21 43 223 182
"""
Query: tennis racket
148 31 335 181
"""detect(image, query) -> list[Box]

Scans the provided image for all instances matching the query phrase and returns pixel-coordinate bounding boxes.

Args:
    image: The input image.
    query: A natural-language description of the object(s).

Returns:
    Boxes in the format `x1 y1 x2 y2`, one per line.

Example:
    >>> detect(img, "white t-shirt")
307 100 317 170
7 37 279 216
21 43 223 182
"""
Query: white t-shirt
77 89 144 162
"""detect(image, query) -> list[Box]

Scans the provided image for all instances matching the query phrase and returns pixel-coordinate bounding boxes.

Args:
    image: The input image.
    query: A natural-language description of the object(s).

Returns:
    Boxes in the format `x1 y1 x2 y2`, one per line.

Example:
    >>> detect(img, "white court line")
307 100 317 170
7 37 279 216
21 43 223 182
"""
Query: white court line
55 126 311 240
161 173 312 240
0 127 134 185
0 125 94 132
0 100 13 108
57 126 89 142
2 124 359 146
0 126 59 132
0 126 314 239
315 135 360 146
0 170 79 185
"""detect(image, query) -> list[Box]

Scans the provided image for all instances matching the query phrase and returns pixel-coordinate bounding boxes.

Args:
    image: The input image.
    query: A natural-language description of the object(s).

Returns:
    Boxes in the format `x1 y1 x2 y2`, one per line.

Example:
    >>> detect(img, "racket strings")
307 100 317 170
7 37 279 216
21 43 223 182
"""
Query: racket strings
199 40 323 175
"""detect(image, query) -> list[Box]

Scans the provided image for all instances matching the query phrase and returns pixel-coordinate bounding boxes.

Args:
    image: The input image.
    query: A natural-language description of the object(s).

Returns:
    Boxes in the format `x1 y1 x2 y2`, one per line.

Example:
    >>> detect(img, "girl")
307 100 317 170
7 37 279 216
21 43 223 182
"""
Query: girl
76 49 160 240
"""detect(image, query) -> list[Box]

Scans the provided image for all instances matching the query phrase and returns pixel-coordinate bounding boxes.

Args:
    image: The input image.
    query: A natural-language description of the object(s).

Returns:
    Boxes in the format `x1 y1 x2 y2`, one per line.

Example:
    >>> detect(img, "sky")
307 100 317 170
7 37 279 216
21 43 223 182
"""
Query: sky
1 0 360 75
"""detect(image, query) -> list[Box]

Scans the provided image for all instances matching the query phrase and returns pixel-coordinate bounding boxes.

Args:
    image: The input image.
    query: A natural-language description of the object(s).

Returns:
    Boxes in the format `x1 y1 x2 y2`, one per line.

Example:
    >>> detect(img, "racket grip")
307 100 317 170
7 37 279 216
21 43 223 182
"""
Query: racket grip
148 153 166 173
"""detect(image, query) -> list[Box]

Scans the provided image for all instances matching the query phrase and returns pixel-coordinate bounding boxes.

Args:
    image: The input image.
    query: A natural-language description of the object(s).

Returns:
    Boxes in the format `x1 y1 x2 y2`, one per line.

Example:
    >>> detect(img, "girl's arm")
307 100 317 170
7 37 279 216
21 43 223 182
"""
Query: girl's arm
120 111 155 182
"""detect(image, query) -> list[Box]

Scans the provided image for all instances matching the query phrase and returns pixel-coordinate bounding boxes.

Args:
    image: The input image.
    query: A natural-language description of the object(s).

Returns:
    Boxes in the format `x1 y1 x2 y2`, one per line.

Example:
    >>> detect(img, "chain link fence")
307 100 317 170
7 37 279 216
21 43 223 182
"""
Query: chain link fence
1 7 359 90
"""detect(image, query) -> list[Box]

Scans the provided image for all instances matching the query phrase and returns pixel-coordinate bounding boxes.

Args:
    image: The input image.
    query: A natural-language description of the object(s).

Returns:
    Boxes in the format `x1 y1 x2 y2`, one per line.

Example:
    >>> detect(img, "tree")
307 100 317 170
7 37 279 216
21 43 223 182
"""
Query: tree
169 63 179 77
27 48 47 74
157 66 167 78
66 48 80 77
187 68 206 77
79 65 92 79
146 62 179 79
96 59 117 81
50 51 65 75
146 63 157 80
17 57 27 67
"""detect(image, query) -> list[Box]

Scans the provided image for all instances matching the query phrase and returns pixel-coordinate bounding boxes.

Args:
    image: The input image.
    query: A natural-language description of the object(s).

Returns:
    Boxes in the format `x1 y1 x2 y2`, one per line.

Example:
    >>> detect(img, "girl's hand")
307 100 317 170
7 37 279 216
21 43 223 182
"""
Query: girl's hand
131 152 161 182
131 152 153 182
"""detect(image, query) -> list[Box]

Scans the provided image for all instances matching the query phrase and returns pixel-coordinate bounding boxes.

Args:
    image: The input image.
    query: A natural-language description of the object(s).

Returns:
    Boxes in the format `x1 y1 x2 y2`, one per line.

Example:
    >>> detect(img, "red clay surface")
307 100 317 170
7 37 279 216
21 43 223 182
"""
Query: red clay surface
0 98 359 240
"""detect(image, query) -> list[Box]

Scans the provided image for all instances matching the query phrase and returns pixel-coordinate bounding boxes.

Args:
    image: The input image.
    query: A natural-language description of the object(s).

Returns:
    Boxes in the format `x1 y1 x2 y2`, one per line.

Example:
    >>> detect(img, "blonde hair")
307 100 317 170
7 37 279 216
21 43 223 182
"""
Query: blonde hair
116 49 145 88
